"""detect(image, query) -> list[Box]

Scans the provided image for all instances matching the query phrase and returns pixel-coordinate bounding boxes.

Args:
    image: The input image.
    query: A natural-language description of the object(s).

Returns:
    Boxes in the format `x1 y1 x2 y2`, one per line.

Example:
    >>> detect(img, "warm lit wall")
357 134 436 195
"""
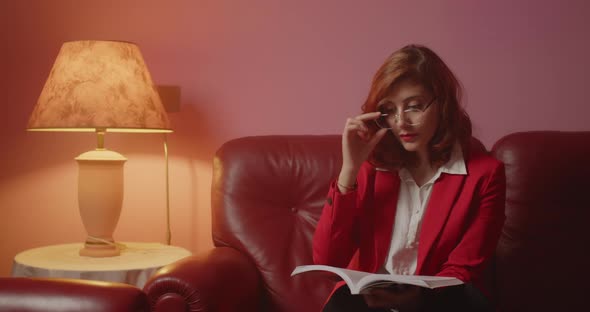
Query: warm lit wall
1 0 589 276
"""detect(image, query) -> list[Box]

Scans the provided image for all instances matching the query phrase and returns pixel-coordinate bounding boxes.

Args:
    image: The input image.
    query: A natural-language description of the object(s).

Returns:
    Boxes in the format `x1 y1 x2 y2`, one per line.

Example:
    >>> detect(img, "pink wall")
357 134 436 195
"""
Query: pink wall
1 0 589 276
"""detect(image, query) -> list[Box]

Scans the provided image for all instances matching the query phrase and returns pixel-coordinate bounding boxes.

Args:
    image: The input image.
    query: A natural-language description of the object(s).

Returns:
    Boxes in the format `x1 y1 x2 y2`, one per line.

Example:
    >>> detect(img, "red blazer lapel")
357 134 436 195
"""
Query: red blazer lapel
415 173 466 274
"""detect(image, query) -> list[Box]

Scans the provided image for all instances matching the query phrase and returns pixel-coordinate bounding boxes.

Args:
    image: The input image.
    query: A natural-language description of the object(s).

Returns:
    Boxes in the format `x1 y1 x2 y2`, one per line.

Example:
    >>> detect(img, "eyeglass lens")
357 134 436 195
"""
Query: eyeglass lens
375 110 424 128
375 98 434 129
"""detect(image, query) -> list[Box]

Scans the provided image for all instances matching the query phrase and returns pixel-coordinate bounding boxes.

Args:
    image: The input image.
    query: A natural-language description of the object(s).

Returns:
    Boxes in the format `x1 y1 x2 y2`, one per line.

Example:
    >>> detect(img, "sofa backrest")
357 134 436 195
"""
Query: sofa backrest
210 132 590 312
490 131 590 312
211 135 341 311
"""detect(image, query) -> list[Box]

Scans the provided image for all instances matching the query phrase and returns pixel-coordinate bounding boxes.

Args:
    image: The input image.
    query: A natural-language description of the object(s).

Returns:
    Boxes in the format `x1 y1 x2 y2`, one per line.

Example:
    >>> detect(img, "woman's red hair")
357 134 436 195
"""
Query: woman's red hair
363 44 472 169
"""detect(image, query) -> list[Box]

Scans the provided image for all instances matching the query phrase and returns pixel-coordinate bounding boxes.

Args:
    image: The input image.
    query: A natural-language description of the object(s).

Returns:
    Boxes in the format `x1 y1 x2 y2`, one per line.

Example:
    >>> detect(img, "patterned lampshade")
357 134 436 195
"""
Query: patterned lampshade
28 40 171 133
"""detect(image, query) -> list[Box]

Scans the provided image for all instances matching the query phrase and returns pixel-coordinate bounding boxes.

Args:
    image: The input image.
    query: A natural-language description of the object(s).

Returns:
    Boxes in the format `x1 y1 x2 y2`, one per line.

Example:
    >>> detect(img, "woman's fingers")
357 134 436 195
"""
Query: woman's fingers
357 130 369 141
344 112 380 130
345 123 369 142
345 113 380 134
345 122 366 132
368 127 388 145
343 114 388 144
345 118 369 132
341 112 387 170
353 111 382 122
345 125 373 142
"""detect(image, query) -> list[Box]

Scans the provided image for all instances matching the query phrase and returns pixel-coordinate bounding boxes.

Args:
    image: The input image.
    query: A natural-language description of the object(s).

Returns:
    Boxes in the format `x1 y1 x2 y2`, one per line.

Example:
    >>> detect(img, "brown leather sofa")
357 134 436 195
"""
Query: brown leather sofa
141 131 587 311
0 277 149 311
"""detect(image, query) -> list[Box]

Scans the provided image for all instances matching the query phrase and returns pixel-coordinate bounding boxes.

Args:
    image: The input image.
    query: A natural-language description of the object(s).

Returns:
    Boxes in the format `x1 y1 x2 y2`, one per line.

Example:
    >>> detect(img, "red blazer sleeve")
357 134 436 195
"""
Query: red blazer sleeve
312 163 373 268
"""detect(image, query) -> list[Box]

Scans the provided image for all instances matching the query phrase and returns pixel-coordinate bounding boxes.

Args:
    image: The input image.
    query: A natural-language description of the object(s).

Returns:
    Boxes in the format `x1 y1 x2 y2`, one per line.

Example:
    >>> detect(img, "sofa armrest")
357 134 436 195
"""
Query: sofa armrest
144 246 262 312
0 277 148 312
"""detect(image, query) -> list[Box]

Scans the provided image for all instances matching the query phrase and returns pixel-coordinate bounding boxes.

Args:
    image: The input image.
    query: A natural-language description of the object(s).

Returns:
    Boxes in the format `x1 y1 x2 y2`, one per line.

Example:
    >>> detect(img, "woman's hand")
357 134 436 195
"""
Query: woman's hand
338 112 388 191
362 285 423 311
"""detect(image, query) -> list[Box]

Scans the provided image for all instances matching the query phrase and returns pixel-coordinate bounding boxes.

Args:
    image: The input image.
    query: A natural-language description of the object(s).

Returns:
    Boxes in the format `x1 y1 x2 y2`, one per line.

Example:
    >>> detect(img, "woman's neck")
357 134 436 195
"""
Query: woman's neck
409 149 437 187
417 148 428 165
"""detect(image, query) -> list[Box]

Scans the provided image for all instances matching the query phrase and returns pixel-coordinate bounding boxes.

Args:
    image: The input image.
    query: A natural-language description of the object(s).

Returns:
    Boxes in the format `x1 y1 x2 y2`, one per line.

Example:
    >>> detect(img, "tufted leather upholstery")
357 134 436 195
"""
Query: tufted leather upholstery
145 135 341 312
490 131 589 312
212 135 342 311
0 277 148 312
145 131 590 312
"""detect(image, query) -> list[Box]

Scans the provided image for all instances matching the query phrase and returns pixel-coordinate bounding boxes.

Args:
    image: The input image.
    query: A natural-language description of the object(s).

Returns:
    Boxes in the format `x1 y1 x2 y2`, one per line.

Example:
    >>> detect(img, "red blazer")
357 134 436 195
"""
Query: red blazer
312 143 506 298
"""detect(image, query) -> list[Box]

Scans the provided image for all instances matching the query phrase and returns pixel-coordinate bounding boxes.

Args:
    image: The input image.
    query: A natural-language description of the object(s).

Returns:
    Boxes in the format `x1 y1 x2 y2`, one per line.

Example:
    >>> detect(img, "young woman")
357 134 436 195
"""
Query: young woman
313 45 505 312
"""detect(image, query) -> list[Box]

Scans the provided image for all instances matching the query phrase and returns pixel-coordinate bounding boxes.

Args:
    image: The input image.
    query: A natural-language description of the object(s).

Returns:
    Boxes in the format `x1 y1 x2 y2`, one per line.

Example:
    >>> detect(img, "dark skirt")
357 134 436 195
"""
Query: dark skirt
322 284 493 312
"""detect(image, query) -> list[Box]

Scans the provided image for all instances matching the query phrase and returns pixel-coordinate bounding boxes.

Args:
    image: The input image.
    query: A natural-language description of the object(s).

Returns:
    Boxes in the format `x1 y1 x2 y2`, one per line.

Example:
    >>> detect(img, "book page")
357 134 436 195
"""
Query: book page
292 265 463 295
358 273 428 293
291 265 371 292
357 273 463 293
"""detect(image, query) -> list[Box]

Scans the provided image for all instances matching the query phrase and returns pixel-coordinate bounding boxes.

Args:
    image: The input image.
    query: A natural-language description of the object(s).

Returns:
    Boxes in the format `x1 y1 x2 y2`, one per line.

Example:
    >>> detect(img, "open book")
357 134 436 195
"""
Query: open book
291 265 463 295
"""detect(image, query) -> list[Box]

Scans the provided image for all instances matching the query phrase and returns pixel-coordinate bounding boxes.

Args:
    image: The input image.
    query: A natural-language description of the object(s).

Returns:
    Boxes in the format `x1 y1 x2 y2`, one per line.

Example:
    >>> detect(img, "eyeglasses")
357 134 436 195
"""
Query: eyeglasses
374 97 436 129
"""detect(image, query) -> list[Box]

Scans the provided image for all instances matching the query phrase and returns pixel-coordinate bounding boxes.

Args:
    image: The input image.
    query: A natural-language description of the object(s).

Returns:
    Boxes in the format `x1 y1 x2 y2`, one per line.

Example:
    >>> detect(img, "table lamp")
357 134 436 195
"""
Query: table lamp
27 40 172 257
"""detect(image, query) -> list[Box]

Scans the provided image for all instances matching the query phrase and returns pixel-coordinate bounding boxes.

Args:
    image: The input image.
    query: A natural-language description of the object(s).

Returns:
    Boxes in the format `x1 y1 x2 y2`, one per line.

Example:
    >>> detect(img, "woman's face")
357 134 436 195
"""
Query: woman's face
377 79 439 155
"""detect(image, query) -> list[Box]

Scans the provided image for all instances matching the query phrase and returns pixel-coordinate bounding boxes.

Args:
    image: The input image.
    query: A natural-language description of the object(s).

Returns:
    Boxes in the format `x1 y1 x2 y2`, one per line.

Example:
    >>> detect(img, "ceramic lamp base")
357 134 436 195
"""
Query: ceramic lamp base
79 241 120 257
76 149 127 258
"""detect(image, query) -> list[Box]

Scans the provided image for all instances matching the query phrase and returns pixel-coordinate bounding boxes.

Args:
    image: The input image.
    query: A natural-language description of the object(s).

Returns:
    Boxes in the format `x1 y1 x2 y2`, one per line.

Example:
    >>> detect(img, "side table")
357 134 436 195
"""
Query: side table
11 242 191 288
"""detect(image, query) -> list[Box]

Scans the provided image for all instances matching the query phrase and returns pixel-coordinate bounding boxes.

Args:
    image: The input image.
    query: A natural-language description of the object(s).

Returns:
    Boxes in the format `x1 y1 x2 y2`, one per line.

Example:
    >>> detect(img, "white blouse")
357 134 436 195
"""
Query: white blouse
381 144 467 275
